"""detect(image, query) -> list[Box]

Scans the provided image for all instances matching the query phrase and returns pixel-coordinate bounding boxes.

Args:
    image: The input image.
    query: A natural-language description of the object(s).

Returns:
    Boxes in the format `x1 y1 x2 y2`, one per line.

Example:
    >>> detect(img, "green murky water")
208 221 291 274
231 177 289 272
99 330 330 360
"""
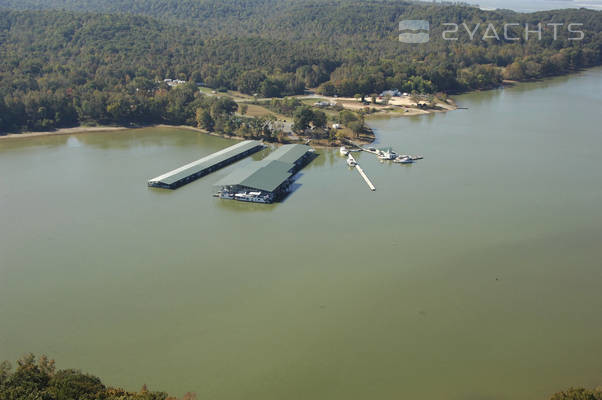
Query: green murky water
1 68 601 400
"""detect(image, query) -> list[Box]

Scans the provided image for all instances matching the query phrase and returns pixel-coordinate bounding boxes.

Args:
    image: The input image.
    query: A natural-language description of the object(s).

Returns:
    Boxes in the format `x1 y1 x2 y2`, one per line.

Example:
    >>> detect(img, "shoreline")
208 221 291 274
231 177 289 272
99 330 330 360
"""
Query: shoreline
0 126 132 140
0 123 375 148
1 68 594 144
0 124 222 141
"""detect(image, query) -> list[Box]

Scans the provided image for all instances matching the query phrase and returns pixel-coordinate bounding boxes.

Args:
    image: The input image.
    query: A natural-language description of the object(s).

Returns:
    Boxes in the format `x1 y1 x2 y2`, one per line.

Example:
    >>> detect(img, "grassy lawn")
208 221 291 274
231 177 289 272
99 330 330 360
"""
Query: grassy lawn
299 97 329 106
241 104 290 122
199 87 250 101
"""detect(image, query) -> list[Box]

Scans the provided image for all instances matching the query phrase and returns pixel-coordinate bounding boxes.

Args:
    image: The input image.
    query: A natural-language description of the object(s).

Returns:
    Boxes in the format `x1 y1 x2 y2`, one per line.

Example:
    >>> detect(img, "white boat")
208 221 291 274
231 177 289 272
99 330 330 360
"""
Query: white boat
219 190 271 203
218 191 235 199
378 152 397 160
340 146 349 156
394 156 414 164
346 155 357 167
377 147 397 160
232 191 271 203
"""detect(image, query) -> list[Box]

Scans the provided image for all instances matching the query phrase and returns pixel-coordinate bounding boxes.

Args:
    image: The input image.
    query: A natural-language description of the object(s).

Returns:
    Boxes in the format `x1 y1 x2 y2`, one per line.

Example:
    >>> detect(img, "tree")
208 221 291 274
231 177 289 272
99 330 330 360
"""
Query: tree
318 82 336 96
0 361 11 386
239 104 248 115
195 108 214 131
106 94 133 124
311 110 327 128
339 110 358 125
348 121 363 138
259 79 284 98
210 97 237 118
504 61 525 80
0 354 169 400
550 388 602 400
0 5 600 134
237 71 266 94
48 369 105 400
293 106 314 132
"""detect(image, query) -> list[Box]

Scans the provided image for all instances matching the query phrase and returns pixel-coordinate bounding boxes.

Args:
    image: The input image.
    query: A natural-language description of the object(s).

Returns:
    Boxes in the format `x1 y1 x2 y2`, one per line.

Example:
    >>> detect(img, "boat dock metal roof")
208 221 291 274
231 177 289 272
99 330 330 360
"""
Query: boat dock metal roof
215 160 294 193
214 143 315 194
263 144 312 164
148 140 263 188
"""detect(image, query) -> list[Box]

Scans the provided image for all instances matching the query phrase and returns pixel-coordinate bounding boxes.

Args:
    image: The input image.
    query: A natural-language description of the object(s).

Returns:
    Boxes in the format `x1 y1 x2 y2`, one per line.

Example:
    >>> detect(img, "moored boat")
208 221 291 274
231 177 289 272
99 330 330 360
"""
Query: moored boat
377 147 397 160
394 155 414 164
233 191 271 203
346 155 357 167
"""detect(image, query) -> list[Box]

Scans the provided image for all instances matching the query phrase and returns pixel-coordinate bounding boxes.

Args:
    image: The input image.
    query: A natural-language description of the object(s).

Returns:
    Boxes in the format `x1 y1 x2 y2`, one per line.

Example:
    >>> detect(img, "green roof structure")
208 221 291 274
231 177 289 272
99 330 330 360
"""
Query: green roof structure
263 144 312 165
215 160 294 193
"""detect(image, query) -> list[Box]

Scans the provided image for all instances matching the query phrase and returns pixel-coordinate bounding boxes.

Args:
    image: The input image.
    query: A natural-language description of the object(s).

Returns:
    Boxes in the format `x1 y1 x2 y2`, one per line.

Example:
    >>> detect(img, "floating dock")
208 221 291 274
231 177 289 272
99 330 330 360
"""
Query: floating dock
356 165 376 191
214 144 317 203
147 140 264 189
348 154 376 191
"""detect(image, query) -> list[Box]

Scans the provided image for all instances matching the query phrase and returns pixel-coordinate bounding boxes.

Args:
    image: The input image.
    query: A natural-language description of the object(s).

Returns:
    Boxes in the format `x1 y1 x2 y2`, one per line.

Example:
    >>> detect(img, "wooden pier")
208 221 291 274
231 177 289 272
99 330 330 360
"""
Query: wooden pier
356 164 376 191
348 154 376 191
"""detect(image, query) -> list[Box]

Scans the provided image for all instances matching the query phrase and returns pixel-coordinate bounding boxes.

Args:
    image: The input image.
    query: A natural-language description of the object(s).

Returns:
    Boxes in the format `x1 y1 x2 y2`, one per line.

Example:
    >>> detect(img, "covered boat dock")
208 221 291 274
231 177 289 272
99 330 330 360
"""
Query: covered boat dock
147 140 264 189
214 144 316 203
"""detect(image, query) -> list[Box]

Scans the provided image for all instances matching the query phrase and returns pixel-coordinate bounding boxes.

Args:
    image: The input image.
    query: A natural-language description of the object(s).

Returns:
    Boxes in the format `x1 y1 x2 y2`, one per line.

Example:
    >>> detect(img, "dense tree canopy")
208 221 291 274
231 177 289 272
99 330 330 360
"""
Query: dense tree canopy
0 0 600 133
0 354 170 400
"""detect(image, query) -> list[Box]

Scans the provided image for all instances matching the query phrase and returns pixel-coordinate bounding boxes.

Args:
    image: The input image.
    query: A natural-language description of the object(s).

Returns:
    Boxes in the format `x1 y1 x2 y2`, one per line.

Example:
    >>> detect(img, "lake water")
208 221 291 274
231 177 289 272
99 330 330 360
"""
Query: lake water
1 68 602 400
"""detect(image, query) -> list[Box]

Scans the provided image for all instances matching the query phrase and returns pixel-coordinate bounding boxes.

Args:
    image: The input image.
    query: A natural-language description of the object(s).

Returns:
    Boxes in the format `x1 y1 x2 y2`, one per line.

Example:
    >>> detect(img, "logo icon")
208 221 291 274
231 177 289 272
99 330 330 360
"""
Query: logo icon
399 20 430 43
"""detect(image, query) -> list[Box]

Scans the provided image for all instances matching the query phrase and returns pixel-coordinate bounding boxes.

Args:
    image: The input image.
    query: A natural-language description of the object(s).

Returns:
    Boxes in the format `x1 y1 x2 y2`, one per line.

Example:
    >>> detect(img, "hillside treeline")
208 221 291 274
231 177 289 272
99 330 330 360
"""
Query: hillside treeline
0 1 601 133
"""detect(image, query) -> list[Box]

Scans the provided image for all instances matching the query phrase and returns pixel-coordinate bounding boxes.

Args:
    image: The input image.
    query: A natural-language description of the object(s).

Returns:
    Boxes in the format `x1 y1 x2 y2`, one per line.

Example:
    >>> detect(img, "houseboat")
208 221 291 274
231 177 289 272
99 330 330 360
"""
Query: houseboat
377 147 397 160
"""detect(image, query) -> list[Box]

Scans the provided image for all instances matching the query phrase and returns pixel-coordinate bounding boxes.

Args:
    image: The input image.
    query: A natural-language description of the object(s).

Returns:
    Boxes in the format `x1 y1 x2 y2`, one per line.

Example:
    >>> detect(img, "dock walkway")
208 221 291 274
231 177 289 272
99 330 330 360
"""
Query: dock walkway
347 153 376 191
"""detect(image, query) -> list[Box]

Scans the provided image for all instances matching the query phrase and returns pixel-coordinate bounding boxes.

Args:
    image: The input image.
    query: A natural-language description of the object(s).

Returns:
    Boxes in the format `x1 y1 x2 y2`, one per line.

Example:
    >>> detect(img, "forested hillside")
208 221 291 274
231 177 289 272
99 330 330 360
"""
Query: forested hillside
0 0 601 133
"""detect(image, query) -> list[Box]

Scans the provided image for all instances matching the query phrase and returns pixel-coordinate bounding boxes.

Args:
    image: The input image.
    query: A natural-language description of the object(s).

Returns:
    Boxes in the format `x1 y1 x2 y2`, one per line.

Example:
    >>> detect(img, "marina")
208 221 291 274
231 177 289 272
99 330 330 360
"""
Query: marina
340 142 423 190
147 140 264 189
215 144 316 203
343 143 424 164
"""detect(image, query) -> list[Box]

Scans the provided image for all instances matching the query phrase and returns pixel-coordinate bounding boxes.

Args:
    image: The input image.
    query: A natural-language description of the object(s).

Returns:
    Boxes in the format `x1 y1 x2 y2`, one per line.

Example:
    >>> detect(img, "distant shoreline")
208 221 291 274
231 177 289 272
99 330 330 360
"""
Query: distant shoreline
0 123 374 147
0 71 582 143
0 126 131 140
0 124 215 141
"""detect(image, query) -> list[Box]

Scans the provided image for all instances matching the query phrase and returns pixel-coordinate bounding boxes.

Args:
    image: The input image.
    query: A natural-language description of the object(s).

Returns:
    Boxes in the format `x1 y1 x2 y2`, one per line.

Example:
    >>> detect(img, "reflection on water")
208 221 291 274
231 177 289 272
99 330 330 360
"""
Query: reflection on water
1 68 602 400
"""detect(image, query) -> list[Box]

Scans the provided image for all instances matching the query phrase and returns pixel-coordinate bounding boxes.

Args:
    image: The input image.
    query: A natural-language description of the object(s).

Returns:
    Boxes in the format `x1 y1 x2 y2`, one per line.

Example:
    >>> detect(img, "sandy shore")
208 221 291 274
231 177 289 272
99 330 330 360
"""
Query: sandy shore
0 126 132 140
0 124 222 141
0 122 372 147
